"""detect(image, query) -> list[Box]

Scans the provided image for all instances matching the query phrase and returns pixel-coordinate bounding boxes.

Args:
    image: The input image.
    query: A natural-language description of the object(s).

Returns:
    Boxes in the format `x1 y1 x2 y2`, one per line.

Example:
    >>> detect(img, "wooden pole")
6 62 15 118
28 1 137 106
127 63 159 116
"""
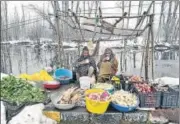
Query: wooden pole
120 51 123 72
127 1 131 29
133 51 136 68
0 1 1 42
145 17 151 81
150 14 155 80
54 1 64 67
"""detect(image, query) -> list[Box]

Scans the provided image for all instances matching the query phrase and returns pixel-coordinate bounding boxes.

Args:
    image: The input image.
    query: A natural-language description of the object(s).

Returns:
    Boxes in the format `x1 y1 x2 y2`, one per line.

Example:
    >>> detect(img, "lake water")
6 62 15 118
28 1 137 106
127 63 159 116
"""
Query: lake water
1 44 179 79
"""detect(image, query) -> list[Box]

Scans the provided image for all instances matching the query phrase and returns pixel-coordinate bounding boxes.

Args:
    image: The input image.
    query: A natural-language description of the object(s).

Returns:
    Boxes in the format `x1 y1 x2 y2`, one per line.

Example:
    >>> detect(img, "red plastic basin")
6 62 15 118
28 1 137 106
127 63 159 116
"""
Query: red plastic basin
43 81 60 89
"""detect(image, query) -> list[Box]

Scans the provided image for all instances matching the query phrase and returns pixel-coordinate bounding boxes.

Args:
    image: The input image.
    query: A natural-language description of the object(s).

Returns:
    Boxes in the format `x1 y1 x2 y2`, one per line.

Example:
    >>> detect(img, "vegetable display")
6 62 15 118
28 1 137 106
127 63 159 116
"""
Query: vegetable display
93 83 114 90
87 91 110 102
1 76 46 104
134 83 153 93
129 75 142 82
57 87 84 104
111 90 138 107
19 70 53 81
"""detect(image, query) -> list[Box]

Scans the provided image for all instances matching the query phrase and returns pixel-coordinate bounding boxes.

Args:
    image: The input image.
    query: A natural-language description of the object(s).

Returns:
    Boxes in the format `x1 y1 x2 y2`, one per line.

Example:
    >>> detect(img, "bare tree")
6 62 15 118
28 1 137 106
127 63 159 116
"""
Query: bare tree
21 5 26 39
4 1 8 41
13 6 20 40
28 4 56 36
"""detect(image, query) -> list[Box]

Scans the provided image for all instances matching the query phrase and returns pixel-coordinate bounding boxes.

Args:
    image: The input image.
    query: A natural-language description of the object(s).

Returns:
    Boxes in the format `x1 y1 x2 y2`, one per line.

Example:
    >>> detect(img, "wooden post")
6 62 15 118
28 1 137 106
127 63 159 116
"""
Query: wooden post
133 51 136 68
120 51 123 72
145 17 151 81
54 1 64 67
0 1 1 42
140 45 145 76
124 39 127 72
127 1 131 29
150 14 155 80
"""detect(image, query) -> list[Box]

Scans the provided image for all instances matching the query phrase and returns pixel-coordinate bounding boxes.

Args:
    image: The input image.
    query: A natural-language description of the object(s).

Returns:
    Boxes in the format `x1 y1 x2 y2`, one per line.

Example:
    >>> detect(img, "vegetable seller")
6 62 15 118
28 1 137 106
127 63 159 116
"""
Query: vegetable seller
97 48 118 82
74 46 97 83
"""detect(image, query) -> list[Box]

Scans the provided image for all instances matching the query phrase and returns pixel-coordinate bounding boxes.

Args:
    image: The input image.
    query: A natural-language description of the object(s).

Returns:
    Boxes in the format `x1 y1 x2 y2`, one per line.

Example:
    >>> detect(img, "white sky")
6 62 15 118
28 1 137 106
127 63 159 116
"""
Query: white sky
3 1 179 31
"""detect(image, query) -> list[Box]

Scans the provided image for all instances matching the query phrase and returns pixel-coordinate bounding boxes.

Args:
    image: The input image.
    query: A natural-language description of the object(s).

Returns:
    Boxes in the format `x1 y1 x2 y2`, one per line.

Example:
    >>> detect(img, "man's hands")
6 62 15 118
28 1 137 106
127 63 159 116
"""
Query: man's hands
78 59 89 65
103 56 110 62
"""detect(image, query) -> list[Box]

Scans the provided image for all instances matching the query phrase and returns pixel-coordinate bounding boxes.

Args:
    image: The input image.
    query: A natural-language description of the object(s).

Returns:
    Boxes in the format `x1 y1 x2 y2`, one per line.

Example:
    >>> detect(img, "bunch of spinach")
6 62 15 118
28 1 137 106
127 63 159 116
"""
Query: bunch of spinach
1 76 46 105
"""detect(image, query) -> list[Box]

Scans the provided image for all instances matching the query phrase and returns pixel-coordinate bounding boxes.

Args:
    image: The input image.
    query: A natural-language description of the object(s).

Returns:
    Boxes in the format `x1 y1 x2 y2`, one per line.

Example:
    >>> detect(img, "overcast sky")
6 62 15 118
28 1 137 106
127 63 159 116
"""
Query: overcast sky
3 1 179 32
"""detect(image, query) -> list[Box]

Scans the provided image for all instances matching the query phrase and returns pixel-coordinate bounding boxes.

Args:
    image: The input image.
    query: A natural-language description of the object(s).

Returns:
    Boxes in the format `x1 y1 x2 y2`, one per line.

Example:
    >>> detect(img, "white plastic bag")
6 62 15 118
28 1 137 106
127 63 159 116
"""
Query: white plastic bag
1 101 6 124
154 77 179 86
8 104 57 124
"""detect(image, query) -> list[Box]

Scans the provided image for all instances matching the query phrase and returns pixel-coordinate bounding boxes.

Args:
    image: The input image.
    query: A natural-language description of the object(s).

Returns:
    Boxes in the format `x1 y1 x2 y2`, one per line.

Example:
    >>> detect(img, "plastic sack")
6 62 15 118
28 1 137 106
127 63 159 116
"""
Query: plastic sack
3 92 51 122
3 101 26 122
154 77 179 87
8 104 57 124
1 101 6 124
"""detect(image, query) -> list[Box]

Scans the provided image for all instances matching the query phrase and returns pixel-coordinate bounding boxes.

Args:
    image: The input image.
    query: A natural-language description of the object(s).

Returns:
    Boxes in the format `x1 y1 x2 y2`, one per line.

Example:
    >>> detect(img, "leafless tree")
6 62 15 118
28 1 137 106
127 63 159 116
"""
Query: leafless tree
13 6 20 40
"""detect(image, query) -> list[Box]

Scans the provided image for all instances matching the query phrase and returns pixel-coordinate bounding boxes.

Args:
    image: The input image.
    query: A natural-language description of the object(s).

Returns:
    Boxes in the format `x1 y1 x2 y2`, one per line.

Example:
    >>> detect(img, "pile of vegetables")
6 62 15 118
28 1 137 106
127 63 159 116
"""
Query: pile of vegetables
87 91 110 102
19 70 53 81
134 83 153 93
93 83 114 90
57 87 84 104
1 76 46 104
111 90 138 107
129 75 142 82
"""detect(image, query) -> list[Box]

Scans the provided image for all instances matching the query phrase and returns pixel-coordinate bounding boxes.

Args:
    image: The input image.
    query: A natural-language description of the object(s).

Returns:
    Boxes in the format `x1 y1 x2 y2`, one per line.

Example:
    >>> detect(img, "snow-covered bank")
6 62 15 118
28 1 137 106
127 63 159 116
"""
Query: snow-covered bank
1 37 179 52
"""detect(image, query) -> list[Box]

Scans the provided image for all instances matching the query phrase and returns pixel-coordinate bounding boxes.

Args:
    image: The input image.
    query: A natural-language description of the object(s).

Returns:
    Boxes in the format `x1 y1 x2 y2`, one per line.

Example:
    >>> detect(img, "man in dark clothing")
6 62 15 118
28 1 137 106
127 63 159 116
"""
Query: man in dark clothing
74 46 97 82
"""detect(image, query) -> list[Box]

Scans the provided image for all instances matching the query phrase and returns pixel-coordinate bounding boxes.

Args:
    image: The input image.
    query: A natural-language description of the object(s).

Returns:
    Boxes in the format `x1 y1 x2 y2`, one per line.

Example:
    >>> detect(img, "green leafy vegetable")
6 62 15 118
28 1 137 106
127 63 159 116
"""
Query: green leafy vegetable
1 76 46 105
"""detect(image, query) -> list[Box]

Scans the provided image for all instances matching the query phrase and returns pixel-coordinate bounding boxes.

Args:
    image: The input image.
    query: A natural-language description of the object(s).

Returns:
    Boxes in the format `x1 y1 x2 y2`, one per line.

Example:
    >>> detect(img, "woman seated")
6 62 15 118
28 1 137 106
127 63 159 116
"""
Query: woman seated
74 46 97 83
97 48 118 82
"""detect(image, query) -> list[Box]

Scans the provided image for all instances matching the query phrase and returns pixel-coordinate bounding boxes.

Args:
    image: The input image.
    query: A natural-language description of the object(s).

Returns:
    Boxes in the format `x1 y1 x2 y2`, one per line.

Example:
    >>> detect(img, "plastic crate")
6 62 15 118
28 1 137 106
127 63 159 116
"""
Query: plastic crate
161 88 179 108
132 84 161 108
138 91 161 108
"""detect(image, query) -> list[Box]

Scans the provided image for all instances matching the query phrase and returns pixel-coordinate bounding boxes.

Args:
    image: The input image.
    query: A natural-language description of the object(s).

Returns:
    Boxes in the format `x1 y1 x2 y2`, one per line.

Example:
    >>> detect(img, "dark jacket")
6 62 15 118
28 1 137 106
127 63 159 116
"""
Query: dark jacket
74 55 97 76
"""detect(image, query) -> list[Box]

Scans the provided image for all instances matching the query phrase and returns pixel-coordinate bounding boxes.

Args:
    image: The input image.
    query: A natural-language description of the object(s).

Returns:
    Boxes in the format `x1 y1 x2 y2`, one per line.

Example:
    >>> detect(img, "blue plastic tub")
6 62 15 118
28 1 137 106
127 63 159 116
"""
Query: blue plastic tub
54 68 73 84
111 98 139 112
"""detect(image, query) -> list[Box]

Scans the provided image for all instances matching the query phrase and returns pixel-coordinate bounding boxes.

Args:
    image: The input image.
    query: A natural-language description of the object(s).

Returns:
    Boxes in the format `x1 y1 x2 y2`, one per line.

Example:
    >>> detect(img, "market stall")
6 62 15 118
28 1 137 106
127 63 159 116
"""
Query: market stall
1 68 179 124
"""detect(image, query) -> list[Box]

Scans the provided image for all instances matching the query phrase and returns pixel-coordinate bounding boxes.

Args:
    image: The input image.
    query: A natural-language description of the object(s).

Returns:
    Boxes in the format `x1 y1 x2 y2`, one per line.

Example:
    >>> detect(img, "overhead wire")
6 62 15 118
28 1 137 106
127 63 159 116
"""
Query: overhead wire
2 16 45 27
1 18 44 31
1 15 54 31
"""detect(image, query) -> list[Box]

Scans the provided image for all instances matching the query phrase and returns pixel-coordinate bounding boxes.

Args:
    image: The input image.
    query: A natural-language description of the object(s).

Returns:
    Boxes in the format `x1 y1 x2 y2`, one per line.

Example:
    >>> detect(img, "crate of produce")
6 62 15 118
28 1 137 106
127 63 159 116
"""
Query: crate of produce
133 83 161 108
161 87 179 108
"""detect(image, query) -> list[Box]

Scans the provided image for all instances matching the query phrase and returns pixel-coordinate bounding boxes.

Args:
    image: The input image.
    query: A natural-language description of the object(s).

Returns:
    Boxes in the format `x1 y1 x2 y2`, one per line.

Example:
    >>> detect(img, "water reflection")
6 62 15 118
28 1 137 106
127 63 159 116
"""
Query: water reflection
1 44 179 78
155 50 179 60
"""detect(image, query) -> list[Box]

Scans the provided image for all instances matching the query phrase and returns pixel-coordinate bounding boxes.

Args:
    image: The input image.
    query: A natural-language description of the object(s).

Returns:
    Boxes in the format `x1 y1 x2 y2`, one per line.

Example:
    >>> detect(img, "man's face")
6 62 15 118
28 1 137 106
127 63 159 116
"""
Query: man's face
105 51 111 57
105 53 110 57
83 50 89 57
